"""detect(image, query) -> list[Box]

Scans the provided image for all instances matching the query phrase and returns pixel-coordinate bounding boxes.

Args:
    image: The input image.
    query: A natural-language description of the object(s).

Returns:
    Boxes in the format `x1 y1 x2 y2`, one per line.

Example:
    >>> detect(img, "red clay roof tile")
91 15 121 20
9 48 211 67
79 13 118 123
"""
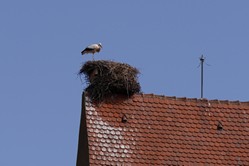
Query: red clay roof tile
79 93 249 165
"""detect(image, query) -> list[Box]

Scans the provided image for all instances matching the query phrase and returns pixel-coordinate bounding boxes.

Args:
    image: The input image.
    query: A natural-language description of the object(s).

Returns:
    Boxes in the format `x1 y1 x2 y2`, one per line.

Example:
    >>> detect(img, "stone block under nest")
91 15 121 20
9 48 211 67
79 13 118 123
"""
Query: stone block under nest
79 60 141 102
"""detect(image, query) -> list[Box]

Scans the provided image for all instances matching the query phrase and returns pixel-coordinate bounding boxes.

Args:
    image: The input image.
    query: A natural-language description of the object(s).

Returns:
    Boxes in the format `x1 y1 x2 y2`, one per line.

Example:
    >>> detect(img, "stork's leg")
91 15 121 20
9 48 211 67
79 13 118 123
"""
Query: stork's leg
92 54 95 61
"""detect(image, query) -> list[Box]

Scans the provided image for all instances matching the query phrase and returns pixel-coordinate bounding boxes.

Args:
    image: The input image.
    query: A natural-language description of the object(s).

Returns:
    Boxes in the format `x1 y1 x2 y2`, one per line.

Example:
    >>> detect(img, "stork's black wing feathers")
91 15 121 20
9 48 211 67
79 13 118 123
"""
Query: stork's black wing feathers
81 48 94 55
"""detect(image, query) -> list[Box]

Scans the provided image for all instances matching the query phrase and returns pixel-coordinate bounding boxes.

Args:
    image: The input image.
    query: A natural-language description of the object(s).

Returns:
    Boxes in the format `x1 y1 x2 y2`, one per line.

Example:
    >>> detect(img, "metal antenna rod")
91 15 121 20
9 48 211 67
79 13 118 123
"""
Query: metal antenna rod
200 55 205 98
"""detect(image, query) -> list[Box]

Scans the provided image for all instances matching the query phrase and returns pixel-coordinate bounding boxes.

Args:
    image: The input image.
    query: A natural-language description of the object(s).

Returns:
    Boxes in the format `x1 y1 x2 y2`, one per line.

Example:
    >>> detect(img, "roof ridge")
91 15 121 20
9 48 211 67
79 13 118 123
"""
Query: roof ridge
133 93 249 105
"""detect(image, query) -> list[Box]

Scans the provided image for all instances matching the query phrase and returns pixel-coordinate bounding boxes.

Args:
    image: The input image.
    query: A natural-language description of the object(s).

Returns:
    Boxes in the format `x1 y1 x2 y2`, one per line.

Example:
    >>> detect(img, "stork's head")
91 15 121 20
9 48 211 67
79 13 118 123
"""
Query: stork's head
98 43 102 48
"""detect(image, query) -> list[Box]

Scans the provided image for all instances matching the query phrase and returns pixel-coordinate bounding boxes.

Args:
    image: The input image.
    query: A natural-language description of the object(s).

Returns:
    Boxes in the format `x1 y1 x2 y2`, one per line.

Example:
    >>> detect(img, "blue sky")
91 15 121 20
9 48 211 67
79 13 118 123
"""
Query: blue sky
1 1 249 165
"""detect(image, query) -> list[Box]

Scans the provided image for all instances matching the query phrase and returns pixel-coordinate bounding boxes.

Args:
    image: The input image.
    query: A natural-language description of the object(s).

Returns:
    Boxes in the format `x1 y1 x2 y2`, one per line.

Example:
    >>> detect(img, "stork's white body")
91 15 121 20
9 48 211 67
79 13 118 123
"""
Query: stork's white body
81 43 102 55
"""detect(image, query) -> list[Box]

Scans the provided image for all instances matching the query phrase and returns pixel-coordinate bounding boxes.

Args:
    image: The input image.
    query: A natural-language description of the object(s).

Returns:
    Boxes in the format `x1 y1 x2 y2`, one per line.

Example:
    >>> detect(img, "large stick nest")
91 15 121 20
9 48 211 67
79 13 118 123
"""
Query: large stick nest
79 60 141 102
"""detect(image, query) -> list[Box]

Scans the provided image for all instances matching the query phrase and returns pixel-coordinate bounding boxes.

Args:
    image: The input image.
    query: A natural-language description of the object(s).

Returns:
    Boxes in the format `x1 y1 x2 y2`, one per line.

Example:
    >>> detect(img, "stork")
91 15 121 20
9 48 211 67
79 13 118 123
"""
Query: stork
81 43 102 60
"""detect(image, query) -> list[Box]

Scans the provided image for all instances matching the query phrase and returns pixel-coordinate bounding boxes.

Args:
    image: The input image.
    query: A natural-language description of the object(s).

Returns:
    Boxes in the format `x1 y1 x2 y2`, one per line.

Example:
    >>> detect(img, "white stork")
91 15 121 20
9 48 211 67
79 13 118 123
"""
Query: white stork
81 43 102 60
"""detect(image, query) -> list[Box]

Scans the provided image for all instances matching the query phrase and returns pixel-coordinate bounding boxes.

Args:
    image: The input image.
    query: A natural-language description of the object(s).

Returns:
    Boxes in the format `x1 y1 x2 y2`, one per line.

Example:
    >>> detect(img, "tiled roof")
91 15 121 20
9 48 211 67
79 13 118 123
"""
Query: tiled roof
77 93 249 165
